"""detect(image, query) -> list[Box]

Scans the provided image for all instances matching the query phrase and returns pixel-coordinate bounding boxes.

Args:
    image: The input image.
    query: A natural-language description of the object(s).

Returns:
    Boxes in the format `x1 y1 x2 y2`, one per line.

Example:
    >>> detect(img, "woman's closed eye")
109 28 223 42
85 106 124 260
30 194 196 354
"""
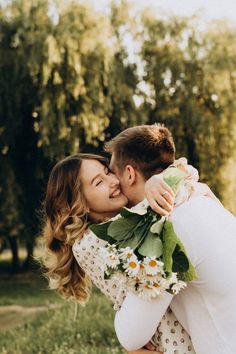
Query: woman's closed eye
95 179 103 186
95 167 113 186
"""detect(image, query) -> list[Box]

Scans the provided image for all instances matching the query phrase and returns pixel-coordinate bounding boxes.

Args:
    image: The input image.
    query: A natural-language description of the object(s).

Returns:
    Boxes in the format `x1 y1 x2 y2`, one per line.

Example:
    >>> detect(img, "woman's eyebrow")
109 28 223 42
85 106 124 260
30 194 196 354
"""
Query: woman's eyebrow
90 166 107 185
90 173 101 185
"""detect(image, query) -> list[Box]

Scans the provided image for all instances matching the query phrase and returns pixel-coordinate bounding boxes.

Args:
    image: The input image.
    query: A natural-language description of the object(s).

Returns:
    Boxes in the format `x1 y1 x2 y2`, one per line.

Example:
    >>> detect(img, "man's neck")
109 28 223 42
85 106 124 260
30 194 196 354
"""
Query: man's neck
127 185 145 207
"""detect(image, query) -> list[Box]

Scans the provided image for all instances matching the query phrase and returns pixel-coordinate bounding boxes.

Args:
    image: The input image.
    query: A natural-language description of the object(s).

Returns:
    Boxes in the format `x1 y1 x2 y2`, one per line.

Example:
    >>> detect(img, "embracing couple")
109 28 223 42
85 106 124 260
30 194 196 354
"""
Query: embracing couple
42 124 236 354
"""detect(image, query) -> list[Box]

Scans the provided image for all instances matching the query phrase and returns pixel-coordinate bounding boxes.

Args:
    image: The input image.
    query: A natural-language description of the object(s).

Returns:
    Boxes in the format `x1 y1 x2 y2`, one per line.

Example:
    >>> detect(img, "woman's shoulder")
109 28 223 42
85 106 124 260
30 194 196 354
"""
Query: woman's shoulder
72 229 106 253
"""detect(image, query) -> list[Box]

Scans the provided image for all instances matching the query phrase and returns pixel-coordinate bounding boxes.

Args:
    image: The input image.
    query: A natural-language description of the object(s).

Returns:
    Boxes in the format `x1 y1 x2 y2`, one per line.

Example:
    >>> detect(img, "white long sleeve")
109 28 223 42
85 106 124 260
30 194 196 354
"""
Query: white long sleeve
114 291 173 351
114 196 236 354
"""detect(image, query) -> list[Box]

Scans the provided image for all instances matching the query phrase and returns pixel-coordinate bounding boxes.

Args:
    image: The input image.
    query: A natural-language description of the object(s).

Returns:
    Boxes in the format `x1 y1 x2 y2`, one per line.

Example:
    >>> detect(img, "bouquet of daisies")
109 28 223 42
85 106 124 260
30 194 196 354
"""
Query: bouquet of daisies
90 167 197 300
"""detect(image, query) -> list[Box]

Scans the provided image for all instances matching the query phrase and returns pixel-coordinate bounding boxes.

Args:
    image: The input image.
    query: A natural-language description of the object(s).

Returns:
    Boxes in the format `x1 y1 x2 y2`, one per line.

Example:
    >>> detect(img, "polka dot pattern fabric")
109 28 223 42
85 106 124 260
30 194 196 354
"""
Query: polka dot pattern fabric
151 308 195 353
72 231 196 353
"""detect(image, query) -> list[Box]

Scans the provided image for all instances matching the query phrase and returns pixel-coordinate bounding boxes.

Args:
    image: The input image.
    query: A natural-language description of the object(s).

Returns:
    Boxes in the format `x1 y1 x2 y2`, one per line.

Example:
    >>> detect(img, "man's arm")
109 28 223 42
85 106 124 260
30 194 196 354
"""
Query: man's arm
114 291 173 352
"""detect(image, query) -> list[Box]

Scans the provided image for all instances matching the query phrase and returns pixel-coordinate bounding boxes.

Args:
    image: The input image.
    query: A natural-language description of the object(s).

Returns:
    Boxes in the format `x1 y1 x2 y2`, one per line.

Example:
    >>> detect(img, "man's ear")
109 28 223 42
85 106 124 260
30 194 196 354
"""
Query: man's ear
124 165 136 186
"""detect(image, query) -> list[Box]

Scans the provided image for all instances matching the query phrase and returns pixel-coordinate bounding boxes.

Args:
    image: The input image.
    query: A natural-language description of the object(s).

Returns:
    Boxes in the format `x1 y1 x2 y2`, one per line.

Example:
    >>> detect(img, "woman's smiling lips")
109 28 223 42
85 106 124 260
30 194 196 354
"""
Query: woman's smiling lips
109 188 121 198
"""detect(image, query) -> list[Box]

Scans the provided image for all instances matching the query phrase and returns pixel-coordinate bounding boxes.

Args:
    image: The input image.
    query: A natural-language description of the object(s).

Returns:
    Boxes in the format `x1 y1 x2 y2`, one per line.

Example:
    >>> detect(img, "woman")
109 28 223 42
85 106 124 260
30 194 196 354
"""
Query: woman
42 153 211 353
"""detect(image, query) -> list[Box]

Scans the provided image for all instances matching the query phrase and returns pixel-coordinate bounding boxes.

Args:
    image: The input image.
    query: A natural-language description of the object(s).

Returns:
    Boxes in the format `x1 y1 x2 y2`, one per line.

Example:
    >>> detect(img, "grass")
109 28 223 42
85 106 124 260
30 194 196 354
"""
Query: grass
0 254 125 354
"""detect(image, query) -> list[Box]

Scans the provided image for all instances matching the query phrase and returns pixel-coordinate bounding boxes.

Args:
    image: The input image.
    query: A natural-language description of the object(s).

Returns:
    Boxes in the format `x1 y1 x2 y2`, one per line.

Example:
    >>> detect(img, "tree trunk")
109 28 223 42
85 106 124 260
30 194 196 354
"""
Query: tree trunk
23 241 35 271
8 236 20 273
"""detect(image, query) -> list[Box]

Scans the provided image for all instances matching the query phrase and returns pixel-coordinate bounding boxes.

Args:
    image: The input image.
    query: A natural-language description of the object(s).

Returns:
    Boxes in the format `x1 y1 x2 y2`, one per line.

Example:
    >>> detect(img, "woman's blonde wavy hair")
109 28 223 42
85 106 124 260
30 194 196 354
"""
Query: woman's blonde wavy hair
41 153 108 305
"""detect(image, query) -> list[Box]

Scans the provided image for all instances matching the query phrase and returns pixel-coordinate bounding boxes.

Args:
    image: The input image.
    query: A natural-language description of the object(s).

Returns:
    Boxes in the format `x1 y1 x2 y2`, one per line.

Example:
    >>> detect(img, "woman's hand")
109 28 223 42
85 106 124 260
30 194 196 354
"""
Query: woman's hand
127 349 162 354
145 173 174 216
127 340 163 353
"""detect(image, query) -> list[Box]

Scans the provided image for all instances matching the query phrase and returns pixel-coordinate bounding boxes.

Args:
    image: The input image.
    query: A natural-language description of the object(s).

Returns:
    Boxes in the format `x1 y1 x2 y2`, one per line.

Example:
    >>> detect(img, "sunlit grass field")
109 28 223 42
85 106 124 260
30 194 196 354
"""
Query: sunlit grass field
0 256 125 354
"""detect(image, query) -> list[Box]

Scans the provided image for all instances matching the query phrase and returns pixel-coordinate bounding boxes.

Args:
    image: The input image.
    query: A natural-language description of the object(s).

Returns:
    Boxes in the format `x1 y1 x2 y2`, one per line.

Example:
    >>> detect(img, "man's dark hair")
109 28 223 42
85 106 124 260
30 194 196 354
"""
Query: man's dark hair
105 124 175 180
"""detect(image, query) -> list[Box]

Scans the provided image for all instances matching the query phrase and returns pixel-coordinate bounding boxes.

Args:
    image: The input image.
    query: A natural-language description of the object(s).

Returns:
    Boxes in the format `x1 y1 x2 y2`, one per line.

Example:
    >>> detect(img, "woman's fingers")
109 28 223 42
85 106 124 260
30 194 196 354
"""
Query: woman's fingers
127 349 161 354
147 188 174 215
153 185 174 207
160 187 174 206
156 195 173 212
159 179 175 198
145 175 175 214
149 200 170 216
144 342 156 350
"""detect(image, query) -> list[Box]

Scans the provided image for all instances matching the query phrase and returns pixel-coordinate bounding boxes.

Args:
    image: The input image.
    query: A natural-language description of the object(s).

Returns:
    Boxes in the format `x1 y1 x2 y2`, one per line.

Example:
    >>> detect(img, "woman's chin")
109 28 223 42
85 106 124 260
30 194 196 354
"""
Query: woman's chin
110 194 128 207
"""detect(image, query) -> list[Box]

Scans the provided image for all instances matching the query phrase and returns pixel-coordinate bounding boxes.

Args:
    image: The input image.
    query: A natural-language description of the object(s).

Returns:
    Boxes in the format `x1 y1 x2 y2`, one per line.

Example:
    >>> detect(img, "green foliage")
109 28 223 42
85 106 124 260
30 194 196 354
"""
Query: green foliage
163 167 186 195
90 175 196 281
138 231 163 257
163 221 197 281
1 0 236 270
0 0 138 265
138 13 236 209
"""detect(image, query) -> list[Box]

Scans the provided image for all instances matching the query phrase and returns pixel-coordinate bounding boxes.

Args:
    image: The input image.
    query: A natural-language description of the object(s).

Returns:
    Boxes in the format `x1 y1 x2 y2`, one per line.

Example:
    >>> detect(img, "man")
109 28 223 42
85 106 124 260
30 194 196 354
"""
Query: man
105 124 236 354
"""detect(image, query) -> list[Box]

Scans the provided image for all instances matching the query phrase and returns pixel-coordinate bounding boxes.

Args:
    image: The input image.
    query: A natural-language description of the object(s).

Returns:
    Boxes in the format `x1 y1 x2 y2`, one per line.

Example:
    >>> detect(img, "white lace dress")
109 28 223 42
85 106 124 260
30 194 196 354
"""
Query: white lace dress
72 230 195 353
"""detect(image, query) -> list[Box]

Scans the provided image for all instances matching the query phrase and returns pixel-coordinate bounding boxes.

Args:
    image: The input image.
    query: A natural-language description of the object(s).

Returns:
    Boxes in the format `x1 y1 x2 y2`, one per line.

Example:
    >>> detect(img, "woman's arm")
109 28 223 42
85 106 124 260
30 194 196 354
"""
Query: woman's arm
128 349 162 354
114 291 173 352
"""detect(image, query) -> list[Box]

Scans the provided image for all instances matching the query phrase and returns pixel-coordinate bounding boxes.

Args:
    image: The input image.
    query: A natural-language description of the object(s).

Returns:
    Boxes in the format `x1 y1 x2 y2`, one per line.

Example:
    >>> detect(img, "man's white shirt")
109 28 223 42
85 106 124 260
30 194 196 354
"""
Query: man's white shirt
114 196 236 354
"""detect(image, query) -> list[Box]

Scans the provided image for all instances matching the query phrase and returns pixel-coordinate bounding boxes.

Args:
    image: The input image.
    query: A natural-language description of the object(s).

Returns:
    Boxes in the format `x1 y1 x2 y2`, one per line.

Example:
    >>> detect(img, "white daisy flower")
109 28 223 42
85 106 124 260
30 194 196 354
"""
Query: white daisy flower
172 280 187 295
119 247 135 260
168 272 178 284
159 276 171 290
106 244 118 253
105 252 120 269
143 257 164 276
123 255 140 277
137 281 164 300
99 246 120 269
142 271 165 285
126 276 138 290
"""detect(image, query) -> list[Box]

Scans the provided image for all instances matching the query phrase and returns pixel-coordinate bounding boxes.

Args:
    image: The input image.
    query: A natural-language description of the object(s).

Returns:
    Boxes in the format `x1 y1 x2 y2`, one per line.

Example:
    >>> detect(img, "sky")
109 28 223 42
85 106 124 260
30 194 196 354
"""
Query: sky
92 0 236 24
1 0 236 24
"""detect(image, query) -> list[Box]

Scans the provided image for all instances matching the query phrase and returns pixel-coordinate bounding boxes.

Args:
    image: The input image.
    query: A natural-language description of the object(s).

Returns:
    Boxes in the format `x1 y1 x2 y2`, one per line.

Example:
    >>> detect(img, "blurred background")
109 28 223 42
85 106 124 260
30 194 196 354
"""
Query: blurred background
0 0 236 353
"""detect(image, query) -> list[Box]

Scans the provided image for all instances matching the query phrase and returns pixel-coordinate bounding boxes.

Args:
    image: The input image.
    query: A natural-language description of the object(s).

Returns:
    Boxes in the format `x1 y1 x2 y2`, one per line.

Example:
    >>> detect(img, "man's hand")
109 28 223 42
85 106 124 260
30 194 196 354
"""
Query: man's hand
145 174 174 216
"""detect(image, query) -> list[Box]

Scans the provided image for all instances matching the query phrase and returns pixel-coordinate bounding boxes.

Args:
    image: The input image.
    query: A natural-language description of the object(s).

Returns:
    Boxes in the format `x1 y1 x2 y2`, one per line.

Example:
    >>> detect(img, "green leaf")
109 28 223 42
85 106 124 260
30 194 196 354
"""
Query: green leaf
172 244 189 272
89 221 114 243
162 220 197 281
179 262 198 282
118 232 143 250
163 167 185 195
162 220 177 272
108 215 140 241
150 218 165 234
120 207 143 218
138 231 163 257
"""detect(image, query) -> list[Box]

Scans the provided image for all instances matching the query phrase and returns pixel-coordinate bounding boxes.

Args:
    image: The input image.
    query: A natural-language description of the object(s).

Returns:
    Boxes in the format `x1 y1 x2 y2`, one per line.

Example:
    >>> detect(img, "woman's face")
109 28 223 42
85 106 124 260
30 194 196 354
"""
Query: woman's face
80 159 128 221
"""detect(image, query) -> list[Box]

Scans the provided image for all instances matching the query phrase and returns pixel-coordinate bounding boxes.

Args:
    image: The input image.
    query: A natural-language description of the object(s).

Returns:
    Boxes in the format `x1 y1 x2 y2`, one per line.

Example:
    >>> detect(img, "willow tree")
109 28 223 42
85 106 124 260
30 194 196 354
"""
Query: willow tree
0 0 52 270
0 0 138 269
138 12 236 211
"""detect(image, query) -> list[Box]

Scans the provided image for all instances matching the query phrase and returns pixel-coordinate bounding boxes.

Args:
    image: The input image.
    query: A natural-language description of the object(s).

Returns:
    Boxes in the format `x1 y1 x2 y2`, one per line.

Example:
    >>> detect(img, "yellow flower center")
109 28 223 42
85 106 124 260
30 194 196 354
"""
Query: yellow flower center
149 260 157 267
129 261 137 268
153 282 160 288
